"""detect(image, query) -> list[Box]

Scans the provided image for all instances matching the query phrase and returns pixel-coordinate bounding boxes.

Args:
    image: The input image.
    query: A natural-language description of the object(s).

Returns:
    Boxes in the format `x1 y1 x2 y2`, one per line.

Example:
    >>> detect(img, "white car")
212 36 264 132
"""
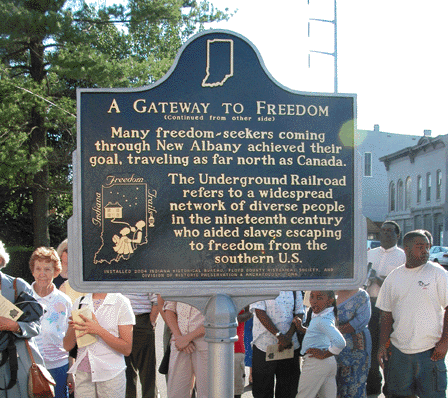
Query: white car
367 240 381 251
429 246 448 268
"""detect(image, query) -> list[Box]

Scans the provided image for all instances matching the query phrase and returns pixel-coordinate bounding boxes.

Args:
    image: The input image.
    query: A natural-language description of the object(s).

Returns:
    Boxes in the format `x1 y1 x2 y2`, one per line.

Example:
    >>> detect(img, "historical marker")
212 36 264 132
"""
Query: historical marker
71 30 365 295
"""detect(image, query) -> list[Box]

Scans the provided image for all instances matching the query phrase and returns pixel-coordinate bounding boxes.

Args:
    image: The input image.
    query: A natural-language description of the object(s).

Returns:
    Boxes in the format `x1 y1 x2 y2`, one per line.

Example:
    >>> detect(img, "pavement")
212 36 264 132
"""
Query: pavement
154 317 448 398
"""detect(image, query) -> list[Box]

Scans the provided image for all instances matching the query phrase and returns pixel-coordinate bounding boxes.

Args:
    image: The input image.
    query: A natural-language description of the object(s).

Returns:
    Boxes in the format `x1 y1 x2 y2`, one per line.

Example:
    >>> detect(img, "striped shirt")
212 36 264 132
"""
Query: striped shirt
124 293 158 315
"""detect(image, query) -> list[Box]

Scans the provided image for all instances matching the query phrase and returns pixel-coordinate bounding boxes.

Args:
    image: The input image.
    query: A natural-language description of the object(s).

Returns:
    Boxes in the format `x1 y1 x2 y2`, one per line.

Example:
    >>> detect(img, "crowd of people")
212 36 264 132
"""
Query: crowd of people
0 221 447 398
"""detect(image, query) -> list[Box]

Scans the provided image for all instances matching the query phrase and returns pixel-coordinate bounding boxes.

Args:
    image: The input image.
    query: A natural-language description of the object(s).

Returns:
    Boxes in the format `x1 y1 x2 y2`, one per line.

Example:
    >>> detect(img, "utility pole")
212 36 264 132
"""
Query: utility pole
308 0 338 93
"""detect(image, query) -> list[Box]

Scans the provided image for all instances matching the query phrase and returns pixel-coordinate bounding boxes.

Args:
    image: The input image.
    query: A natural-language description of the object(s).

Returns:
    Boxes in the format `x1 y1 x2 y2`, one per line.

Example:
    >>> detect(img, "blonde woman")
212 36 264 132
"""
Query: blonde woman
30 247 73 398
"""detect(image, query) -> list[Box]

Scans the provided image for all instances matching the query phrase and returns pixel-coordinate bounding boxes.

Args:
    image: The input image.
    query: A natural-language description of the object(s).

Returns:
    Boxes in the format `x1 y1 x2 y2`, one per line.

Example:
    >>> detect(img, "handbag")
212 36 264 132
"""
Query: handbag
25 340 56 398
0 280 44 343
158 344 171 375
13 278 44 324
15 290 45 324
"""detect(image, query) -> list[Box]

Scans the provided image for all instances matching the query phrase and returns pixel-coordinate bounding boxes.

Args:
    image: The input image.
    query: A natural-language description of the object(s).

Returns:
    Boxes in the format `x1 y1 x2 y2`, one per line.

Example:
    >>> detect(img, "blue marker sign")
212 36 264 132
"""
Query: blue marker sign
72 30 364 293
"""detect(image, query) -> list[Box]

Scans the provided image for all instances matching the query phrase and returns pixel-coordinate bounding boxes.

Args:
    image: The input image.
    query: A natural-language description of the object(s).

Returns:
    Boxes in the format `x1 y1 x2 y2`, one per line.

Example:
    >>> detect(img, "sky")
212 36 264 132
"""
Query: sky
207 0 448 137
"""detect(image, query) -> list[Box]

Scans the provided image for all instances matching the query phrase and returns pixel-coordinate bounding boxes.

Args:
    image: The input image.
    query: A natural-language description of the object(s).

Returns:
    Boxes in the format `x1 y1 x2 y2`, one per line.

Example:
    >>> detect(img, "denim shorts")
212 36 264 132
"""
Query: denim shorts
386 344 447 398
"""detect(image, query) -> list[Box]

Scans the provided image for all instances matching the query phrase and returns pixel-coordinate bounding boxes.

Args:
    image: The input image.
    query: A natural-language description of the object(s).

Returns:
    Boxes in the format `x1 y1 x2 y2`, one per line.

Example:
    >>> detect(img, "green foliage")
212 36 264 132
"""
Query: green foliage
0 0 230 248
0 72 55 186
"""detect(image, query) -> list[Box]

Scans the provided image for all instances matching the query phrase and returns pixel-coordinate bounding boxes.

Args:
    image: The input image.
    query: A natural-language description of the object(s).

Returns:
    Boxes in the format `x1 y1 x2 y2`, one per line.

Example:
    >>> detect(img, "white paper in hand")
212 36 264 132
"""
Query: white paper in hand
72 306 98 347
265 344 294 361
0 295 23 321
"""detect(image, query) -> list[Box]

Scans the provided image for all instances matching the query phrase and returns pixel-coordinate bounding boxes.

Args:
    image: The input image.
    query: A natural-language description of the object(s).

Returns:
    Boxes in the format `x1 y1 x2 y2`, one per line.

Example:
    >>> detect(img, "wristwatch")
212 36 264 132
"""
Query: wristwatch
275 331 281 337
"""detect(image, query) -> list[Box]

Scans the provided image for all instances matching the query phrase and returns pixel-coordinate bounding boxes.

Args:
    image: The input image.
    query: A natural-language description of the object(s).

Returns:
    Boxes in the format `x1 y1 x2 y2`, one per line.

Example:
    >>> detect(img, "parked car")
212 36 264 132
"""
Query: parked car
429 246 448 268
367 240 381 251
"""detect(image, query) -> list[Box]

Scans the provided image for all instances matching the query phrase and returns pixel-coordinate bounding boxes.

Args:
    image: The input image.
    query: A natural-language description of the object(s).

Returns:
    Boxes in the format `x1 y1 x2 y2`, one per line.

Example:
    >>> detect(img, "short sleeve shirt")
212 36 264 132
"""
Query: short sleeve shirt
250 291 304 352
123 293 158 315
367 245 406 297
376 262 448 354
68 293 135 382
163 301 207 350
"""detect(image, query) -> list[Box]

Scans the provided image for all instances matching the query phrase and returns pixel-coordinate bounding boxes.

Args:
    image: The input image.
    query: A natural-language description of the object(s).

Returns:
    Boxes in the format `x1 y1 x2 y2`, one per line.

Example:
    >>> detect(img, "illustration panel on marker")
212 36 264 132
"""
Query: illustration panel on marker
92 176 156 265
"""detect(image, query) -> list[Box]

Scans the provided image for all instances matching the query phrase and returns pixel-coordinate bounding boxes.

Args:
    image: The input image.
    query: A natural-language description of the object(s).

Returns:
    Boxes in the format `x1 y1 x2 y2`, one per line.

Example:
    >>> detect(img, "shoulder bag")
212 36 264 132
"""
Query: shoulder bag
25 340 56 398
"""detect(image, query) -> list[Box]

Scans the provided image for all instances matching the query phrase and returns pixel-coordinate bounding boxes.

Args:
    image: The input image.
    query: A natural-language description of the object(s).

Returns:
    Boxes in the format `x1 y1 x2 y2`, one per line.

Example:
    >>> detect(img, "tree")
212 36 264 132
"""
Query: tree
0 0 229 248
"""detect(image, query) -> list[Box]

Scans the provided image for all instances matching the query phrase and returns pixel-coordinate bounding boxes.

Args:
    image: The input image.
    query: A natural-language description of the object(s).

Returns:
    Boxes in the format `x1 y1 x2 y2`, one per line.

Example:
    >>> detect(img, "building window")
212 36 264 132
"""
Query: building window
397 179 403 211
426 173 431 202
403 219 412 236
436 170 442 200
424 214 431 231
364 152 372 177
415 215 422 229
417 175 422 203
405 177 412 209
390 182 395 211
435 213 443 245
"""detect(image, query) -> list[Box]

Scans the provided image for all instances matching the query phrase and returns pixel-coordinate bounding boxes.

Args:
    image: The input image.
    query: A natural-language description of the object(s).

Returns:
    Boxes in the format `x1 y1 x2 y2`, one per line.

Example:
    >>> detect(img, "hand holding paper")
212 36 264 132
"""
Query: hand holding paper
265 344 294 361
0 295 23 322
72 307 98 347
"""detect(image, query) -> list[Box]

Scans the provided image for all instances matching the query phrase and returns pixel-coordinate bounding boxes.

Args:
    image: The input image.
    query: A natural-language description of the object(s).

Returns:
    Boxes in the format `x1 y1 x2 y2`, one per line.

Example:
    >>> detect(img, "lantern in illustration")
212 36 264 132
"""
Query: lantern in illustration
148 211 155 227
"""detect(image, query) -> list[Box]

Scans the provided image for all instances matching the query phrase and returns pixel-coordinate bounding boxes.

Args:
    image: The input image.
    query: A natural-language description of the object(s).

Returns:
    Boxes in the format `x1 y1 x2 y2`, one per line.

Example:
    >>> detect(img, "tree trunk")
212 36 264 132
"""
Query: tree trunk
29 37 50 247
31 108 50 248
32 185 50 247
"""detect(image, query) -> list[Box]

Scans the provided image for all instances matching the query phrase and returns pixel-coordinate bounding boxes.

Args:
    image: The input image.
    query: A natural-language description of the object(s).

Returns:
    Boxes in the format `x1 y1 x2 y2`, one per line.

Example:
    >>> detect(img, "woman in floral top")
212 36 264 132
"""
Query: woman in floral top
30 247 73 398
336 289 372 398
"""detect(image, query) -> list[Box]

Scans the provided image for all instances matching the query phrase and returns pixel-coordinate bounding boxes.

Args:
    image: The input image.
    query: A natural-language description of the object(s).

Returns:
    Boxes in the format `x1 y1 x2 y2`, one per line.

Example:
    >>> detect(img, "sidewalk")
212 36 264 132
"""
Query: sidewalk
156 318 448 398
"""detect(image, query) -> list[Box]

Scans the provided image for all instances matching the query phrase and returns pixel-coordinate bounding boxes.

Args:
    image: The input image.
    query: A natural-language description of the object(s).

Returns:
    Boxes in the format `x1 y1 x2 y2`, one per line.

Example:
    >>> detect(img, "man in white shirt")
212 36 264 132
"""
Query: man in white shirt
377 230 448 398
250 291 304 398
366 220 406 395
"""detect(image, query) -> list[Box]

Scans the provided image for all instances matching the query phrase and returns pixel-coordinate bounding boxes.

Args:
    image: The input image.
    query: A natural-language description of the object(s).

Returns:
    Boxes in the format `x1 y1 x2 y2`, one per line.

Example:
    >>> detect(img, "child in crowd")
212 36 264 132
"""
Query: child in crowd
294 291 346 398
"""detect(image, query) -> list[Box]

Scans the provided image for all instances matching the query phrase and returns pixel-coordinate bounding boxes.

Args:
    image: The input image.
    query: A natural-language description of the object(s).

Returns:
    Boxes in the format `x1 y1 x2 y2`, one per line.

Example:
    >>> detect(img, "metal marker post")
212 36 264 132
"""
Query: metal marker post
205 294 238 398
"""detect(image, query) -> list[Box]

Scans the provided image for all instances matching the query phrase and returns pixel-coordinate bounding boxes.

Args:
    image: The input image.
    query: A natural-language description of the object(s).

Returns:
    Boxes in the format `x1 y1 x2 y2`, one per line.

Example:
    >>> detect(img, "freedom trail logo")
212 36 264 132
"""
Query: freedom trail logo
92 174 157 264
